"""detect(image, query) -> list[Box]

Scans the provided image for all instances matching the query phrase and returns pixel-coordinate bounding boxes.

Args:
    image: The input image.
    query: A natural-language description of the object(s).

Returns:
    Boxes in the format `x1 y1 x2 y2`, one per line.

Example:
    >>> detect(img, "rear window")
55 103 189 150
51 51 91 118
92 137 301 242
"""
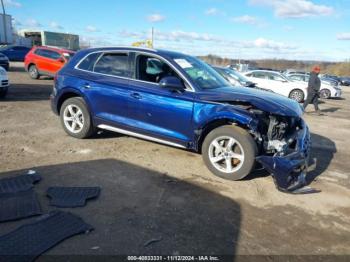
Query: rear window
93 53 129 77
76 53 101 71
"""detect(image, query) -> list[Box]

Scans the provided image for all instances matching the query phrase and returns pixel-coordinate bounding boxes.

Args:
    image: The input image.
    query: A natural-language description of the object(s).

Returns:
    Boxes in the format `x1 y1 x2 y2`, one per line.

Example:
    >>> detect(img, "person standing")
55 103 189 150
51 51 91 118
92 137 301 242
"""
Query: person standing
303 66 322 115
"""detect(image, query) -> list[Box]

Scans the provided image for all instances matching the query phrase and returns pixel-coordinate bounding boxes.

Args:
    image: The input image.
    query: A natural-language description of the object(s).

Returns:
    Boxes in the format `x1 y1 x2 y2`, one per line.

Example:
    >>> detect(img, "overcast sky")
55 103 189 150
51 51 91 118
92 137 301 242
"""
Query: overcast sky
7 0 350 61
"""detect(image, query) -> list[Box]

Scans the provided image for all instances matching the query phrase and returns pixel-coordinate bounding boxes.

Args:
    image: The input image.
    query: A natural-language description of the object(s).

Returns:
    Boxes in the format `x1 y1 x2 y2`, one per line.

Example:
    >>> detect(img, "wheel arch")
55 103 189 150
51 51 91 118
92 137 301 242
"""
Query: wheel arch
26 63 36 71
196 117 254 153
57 90 86 115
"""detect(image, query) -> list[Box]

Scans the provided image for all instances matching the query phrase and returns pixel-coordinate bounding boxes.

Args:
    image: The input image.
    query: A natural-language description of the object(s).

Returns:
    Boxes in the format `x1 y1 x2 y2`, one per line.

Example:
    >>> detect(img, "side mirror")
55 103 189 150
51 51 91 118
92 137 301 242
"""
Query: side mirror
159 76 185 91
58 57 65 63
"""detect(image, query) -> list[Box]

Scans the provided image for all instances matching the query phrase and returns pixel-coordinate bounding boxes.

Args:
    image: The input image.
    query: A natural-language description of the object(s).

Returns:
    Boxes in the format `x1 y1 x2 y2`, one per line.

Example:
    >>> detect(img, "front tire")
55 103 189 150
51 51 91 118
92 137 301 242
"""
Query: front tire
202 125 257 181
28 65 40 79
60 97 95 139
289 89 305 103
320 89 331 99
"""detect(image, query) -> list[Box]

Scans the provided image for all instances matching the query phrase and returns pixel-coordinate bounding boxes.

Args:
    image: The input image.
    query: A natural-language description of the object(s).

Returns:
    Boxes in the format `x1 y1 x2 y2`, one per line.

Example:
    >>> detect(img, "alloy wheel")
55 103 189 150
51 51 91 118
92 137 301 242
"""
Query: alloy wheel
290 90 304 102
63 105 85 134
208 136 245 174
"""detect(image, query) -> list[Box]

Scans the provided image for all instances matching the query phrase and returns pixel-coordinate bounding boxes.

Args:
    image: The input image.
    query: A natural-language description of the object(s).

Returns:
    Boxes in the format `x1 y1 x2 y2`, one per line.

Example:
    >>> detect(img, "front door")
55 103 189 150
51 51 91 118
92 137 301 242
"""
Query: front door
127 53 194 145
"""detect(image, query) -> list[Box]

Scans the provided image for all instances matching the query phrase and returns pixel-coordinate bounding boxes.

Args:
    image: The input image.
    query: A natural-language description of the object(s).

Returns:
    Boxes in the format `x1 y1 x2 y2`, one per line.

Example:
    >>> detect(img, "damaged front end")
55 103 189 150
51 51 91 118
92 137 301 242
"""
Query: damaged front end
251 112 317 194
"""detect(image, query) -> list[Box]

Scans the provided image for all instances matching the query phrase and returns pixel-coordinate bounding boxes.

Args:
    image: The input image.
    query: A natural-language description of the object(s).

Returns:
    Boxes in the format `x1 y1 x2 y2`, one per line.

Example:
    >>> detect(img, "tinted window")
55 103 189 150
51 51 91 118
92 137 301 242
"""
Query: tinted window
289 75 301 81
252 72 267 79
77 52 100 71
94 53 129 77
267 73 285 81
35 49 61 60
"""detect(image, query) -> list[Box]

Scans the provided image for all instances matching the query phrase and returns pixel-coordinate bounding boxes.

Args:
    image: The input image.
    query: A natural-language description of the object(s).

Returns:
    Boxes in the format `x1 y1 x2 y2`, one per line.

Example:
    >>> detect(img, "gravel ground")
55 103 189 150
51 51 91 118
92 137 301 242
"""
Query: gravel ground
0 63 350 258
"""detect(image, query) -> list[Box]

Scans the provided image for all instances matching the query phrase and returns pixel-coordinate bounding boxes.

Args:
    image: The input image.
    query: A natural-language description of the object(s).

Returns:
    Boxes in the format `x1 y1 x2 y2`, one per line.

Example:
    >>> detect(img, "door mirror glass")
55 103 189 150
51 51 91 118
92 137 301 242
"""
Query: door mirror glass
159 76 185 91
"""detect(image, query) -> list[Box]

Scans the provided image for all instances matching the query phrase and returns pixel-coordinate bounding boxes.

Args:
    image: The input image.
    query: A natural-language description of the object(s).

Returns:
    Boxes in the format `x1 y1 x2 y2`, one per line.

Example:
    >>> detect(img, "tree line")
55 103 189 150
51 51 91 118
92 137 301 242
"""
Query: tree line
199 55 350 76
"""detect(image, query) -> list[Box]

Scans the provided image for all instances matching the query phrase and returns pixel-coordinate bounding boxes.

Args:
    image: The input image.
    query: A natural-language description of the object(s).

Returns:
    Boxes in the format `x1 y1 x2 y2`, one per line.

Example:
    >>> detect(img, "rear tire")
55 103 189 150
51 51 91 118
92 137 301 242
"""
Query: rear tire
202 125 257 181
320 89 331 99
28 65 40 79
289 89 305 103
60 97 95 139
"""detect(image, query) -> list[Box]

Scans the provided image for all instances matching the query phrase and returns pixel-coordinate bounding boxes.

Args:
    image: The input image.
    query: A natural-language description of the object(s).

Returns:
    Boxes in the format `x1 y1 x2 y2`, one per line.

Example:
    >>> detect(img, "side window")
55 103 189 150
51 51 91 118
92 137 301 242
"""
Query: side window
77 53 101 71
136 55 180 84
93 53 129 77
267 73 284 81
252 72 266 79
289 76 299 81
46 50 61 60
35 49 60 60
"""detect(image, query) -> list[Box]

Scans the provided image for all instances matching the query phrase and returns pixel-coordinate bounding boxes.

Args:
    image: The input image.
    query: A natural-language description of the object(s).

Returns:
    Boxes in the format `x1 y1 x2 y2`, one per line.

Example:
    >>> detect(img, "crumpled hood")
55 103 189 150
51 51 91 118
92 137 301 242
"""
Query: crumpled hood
196 86 303 117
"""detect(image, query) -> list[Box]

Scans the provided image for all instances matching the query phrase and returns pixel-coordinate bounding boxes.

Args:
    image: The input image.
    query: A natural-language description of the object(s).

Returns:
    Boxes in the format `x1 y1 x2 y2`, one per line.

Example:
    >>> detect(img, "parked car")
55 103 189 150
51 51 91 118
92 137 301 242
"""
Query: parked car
0 53 9 70
51 47 311 193
243 70 308 102
284 70 308 76
288 73 342 99
339 77 350 86
0 66 9 98
213 66 256 87
24 46 75 79
0 45 30 61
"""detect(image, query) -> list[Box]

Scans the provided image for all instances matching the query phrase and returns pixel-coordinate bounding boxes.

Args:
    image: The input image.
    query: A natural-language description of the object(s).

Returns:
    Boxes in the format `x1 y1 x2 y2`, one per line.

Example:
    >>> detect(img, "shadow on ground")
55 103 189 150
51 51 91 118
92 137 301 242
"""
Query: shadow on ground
0 159 241 256
244 133 336 188
306 133 337 184
4 83 52 102
321 107 341 113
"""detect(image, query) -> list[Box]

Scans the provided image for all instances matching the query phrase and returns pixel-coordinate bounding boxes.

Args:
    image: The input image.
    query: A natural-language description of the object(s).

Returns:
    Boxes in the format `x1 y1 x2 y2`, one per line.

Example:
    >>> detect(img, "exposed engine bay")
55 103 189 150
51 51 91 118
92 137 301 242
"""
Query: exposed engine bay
227 102 317 194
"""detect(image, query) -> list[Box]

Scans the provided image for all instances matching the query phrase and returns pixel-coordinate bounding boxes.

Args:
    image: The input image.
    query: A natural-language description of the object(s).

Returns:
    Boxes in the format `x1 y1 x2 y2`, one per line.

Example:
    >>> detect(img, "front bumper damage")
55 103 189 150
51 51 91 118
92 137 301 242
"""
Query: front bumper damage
256 120 320 194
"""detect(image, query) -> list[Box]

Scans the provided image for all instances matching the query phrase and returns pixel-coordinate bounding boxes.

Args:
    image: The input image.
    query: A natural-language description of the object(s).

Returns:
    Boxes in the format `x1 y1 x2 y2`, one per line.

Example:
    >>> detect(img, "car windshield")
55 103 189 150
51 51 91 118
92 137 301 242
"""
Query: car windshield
172 55 229 89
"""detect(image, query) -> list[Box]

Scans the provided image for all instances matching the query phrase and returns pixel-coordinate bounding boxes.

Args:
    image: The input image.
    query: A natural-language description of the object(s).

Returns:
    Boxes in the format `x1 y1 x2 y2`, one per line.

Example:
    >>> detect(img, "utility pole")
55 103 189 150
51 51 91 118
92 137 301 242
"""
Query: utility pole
151 27 154 48
1 0 7 44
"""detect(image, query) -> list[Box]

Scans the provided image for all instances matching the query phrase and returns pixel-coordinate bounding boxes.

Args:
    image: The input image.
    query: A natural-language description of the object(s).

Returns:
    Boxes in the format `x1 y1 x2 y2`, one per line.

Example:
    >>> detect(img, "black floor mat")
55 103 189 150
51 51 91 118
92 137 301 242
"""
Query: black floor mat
0 189 42 222
0 211 93 262
47 187 101 208
0 172 41 194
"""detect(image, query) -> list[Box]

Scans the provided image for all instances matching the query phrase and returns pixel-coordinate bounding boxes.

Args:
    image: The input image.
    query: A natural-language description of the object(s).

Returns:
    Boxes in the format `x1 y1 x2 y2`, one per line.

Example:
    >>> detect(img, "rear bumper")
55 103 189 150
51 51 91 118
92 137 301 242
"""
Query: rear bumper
256 119 312 193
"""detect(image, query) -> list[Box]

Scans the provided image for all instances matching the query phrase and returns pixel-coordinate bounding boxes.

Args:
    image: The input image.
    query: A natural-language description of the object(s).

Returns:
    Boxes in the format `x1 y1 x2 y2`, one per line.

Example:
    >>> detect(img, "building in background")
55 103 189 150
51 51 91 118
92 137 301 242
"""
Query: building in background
0 14 13 44
18 30 79 51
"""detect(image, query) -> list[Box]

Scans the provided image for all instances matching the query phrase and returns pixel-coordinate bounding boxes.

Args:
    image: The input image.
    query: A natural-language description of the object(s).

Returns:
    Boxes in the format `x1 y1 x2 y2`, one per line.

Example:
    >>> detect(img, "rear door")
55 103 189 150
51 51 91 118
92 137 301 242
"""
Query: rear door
127 52 194 145
74 51 133 127
35 49 62 74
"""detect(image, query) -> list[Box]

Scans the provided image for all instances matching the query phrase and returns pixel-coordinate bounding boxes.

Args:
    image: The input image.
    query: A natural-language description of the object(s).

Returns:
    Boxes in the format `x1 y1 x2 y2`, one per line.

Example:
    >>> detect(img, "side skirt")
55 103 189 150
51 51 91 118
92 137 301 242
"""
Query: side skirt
98 124 187 149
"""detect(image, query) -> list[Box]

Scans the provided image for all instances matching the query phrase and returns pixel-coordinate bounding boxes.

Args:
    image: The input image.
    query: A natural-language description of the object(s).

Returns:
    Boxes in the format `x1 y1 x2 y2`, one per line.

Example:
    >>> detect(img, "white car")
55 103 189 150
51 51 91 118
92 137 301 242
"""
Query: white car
288 73 342 99
0 66 9 98
243 70 308 103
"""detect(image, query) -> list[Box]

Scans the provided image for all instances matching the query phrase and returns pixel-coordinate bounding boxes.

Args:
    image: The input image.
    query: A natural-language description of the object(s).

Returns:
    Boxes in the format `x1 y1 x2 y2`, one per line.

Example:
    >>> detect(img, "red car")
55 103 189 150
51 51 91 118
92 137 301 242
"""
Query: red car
24 46 75 79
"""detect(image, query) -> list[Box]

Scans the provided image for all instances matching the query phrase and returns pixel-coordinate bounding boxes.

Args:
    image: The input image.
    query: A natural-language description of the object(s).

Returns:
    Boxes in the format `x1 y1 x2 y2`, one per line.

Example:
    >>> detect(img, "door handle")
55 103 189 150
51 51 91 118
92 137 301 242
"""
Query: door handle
82 83 91 89
131 92 142 99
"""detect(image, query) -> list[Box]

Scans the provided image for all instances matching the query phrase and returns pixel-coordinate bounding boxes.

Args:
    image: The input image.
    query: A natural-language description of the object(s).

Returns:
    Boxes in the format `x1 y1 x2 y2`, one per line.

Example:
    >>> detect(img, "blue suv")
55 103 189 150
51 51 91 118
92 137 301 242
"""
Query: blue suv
51 47 311 193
